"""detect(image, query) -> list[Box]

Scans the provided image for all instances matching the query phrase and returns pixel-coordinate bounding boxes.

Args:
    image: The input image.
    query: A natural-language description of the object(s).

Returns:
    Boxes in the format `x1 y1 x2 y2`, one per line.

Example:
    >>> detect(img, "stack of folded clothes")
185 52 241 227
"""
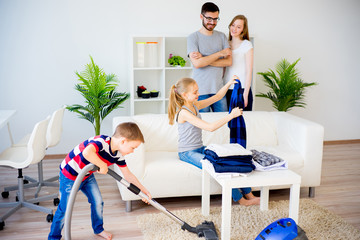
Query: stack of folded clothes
203 143 255 175
250 149 288 171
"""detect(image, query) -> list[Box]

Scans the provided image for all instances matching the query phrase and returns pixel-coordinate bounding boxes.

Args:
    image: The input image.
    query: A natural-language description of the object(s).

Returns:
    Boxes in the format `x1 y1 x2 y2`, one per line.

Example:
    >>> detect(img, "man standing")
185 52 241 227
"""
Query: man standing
187 2 232 112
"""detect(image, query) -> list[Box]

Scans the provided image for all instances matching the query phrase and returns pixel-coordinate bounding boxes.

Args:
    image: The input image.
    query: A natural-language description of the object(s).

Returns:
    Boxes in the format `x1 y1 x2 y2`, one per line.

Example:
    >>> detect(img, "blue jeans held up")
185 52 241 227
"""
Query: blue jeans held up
198 94 227 112
178 146 251 202
48 172 104 240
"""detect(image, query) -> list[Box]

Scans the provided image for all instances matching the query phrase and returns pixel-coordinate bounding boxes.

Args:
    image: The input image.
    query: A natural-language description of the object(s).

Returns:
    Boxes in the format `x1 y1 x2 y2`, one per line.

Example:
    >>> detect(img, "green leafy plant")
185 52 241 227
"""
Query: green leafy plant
168 54 186 67
67 56 130 135
256 58 317 112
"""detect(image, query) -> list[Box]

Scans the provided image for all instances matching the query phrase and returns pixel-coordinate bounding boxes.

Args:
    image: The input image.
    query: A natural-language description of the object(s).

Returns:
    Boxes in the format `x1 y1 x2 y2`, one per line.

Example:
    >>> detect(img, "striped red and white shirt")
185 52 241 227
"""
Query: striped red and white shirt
60 135 126 181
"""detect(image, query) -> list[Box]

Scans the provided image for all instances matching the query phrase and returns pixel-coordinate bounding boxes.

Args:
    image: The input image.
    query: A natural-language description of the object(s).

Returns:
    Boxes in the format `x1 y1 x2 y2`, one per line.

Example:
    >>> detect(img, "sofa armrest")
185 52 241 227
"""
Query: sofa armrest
272 112 324 187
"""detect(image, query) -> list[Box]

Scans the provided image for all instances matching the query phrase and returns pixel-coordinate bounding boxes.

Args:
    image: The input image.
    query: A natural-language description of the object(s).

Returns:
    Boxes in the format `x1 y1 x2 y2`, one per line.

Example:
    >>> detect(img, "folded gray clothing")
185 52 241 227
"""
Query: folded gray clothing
251 149 284 167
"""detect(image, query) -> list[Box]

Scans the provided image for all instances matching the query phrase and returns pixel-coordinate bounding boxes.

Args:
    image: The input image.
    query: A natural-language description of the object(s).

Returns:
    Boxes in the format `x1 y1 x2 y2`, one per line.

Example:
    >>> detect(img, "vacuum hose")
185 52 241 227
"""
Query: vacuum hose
63 164 187 240
64 163 95 240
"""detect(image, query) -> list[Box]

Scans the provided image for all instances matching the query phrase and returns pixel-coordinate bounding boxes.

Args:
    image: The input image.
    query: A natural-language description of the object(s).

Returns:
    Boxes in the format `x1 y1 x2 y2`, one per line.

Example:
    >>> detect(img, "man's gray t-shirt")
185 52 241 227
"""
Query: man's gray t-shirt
187 30 230 95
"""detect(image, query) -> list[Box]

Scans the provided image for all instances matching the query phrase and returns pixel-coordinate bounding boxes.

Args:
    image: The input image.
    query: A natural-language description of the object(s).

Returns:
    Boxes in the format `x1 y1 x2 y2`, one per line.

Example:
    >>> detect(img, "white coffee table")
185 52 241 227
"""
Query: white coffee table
201 166 301 240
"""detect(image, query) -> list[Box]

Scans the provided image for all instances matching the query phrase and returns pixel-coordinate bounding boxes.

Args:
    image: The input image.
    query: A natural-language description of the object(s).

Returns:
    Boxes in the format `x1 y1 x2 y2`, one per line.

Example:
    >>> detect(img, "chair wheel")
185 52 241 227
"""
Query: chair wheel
23 179 29 184
35 202 39 205
46 214 53 223
0 221 4 230
1 191 9 199
16 196 18 202
53 198 60 206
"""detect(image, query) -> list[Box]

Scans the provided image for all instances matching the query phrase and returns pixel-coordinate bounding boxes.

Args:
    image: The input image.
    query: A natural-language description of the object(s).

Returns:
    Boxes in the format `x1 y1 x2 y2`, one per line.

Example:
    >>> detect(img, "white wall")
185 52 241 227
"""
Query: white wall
0 0 359 154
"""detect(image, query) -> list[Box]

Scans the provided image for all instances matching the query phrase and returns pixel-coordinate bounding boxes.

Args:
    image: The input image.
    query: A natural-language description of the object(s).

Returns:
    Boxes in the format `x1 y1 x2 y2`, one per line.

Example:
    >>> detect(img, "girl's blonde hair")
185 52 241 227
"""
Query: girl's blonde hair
168 78 196 125
228 15 249 41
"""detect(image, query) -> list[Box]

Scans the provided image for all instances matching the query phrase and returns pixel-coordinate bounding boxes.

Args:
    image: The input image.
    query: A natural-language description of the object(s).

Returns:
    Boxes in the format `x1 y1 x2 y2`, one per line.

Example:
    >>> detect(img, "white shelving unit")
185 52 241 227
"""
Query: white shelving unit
130 35 256 115
130 35 192 115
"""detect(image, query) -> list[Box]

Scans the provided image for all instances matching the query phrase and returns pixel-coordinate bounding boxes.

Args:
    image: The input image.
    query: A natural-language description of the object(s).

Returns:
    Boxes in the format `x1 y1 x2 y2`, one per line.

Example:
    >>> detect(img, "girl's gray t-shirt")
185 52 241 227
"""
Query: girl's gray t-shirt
177 105 203 152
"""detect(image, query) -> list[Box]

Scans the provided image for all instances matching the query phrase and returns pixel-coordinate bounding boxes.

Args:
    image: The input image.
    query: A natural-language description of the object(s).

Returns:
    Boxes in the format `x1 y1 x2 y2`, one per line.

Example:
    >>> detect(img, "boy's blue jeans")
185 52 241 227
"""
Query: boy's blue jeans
178 146 251 202
48 171 104 240
198 94 227 112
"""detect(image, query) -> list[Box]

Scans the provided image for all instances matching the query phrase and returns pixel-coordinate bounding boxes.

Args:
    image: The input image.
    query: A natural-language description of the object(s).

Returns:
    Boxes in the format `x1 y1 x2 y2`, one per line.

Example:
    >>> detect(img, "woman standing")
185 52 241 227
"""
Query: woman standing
224 15 254 110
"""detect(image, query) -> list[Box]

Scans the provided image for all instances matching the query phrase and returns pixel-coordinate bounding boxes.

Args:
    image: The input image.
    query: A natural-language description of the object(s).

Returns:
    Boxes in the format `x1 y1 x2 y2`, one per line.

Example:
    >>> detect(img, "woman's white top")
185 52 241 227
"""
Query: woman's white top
223 39 253 90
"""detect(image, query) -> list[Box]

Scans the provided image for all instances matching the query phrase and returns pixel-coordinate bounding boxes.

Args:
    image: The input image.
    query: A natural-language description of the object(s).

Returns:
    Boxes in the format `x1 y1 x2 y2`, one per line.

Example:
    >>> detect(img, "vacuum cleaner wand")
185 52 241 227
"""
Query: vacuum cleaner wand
63 164 218 240
104 165 218 239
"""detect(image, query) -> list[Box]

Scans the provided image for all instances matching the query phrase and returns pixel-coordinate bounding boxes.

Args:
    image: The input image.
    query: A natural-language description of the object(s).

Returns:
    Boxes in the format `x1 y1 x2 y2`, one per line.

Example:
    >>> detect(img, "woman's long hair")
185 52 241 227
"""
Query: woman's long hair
168 78 196 125
228 15 249 41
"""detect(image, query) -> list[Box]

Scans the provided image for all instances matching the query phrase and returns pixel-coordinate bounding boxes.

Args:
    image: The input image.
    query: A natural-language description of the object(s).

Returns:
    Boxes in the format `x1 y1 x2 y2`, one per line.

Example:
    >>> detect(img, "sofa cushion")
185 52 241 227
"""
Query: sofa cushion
133 114 178 152
141 151 221 197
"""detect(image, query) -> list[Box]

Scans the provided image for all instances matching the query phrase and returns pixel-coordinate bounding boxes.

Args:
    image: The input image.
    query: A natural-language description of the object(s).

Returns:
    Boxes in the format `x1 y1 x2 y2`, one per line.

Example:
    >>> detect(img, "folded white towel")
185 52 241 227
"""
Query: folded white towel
206 143 252 157
201 159 249 179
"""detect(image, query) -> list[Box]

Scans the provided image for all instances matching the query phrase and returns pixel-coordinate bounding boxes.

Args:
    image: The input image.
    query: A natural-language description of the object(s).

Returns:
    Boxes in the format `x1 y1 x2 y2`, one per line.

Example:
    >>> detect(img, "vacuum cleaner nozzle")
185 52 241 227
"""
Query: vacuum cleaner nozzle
182 221 219 240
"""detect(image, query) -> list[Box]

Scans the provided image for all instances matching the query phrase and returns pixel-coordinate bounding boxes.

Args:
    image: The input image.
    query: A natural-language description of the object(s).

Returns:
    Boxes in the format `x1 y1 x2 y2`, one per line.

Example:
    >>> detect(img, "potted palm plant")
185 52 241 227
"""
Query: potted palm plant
67 56 130 135
256 58 317 112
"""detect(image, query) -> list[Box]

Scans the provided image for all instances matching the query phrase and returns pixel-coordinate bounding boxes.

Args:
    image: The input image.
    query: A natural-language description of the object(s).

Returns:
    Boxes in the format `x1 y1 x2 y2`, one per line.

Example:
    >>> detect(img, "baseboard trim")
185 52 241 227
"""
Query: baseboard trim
324 139 360 145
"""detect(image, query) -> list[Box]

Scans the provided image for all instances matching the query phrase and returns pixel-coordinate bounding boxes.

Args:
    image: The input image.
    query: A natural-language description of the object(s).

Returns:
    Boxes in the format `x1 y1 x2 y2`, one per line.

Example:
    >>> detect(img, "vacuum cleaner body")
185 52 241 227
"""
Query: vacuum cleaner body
255 218 308 240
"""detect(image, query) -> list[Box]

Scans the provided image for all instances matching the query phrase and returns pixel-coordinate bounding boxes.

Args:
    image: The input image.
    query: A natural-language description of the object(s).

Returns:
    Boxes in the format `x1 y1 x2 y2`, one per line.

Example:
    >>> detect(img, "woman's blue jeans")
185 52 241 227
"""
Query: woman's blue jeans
48 171 104 240
178 146 251 202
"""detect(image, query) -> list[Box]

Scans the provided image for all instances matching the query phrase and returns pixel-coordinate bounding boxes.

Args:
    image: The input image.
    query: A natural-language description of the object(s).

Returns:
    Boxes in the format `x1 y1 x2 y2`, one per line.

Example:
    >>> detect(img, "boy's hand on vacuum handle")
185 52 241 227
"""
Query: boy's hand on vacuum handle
97 163 108 175
230 107 242 119
142 191 152 204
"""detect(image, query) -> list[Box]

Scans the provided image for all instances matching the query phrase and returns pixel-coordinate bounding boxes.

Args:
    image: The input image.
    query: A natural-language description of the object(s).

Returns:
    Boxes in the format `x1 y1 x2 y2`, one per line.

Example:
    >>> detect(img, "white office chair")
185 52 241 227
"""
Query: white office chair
0 117 57 230
2 106 65 200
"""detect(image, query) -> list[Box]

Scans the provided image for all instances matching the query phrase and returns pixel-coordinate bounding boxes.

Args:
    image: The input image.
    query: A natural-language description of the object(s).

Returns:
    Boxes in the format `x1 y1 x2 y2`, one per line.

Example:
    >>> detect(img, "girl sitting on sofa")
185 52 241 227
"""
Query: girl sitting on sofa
168 77 260 206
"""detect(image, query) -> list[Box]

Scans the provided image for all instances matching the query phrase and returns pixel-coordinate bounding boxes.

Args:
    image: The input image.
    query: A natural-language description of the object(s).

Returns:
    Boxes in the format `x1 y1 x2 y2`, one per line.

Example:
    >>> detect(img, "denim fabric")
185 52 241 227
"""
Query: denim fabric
178 146 249 202
48 172 104 240
178 146 206 169
232 187 252 202
198 94 227 112
204 149 253 164
204 149 255 173
212 164 254 173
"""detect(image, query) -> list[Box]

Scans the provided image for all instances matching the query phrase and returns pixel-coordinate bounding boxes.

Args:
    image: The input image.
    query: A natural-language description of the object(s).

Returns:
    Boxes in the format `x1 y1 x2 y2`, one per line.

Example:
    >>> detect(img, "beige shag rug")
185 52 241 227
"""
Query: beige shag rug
137 199 360 240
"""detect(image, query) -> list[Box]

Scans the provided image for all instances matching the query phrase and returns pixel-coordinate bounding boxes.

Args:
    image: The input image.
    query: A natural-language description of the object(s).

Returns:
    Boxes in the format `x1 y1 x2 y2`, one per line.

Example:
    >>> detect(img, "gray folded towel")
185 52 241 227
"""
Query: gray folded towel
251 149 284 167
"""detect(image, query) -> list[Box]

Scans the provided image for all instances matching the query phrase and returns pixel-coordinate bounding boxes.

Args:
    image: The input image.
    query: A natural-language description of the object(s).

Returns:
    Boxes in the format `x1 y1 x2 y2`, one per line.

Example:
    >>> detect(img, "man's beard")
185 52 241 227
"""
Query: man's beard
202 20 216 31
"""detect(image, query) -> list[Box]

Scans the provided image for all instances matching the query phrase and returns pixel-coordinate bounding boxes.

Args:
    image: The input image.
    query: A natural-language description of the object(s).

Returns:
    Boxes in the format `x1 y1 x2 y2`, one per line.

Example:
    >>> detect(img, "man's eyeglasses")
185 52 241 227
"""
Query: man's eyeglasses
202 14 220 22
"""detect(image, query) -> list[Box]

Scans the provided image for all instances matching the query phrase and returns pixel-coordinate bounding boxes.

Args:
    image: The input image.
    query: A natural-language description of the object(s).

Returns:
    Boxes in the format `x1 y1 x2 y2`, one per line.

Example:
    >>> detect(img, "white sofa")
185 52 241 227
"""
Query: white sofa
112 111 324 211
